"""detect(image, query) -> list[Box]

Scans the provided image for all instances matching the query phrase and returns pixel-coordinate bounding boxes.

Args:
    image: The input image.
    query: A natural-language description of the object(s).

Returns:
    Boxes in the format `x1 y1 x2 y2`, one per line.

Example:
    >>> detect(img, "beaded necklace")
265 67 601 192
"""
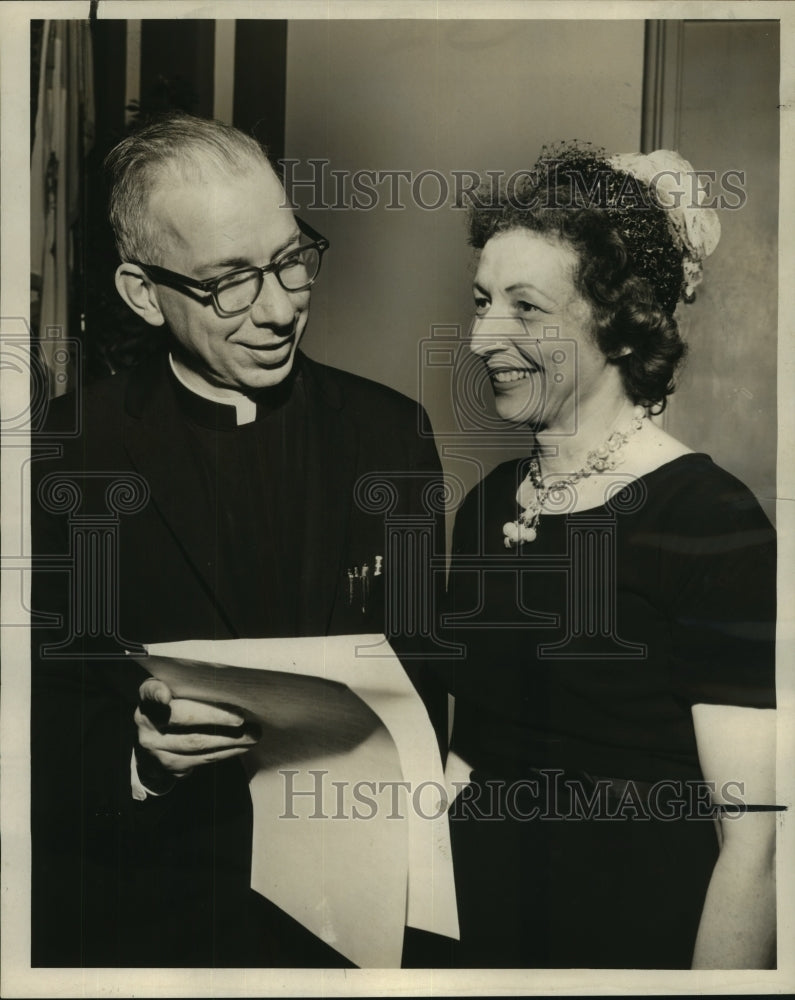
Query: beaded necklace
503 405 646 547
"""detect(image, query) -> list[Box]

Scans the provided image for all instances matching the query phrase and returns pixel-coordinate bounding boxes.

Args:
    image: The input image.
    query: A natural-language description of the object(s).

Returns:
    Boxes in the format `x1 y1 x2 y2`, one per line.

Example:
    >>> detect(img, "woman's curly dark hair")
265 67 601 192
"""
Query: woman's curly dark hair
468 145 689 412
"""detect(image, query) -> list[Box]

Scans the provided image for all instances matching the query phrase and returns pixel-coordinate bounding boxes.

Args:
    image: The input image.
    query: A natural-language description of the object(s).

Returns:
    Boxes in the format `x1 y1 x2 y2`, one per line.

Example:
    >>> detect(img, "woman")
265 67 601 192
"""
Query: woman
440 145 776 969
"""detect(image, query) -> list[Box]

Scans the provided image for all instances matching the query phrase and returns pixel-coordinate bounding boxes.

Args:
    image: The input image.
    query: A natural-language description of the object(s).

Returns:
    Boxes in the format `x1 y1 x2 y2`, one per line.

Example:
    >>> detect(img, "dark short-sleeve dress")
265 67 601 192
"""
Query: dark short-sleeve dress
436 453 776 969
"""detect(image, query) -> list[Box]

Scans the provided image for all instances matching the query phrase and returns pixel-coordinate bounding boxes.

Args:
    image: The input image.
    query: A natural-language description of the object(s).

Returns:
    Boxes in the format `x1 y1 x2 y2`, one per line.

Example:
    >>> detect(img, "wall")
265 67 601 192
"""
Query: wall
285 19 645 511
659 21 779 523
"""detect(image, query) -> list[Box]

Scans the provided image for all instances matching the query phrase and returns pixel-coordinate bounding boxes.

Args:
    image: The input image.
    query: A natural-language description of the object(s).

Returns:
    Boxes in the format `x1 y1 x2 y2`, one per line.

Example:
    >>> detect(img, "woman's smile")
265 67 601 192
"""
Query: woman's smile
492 369 532 384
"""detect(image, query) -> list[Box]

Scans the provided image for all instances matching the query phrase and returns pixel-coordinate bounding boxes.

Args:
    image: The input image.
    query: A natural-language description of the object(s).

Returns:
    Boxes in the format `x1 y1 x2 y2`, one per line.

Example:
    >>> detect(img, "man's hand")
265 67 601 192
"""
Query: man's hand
134 678 260 785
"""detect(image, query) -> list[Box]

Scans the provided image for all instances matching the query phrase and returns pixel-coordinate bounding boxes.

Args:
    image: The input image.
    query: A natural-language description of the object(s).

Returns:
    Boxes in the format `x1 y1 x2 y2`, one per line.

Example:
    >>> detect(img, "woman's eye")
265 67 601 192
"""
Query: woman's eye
516 300 538 314
473 297 489 314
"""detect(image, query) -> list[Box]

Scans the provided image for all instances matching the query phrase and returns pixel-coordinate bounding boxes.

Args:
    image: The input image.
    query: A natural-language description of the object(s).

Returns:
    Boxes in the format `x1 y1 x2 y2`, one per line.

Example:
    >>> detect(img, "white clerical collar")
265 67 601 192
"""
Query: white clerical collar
168 354 257 426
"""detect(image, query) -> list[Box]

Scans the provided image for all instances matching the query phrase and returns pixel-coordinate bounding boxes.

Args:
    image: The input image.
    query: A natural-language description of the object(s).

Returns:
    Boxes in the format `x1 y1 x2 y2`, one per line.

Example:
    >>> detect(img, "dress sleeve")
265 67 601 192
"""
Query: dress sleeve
663 466 776 708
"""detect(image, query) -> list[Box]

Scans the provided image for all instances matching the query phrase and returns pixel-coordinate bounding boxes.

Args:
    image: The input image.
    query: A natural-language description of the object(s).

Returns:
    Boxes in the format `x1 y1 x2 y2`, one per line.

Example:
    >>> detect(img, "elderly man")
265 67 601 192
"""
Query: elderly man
31 113 443 968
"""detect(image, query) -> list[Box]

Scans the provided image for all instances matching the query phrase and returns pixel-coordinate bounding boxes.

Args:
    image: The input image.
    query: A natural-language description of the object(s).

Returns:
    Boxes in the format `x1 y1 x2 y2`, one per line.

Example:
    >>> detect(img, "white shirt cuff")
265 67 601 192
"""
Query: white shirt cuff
130 747 173 800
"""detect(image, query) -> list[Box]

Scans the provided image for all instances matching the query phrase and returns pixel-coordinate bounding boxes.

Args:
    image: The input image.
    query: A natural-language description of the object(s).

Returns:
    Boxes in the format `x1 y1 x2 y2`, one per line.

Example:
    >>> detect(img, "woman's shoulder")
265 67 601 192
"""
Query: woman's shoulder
634 451 775 557
644 450 767 507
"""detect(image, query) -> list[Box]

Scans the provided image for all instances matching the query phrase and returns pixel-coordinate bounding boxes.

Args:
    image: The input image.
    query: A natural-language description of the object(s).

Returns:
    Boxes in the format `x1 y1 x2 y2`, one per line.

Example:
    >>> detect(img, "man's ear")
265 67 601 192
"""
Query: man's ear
115 263 167 328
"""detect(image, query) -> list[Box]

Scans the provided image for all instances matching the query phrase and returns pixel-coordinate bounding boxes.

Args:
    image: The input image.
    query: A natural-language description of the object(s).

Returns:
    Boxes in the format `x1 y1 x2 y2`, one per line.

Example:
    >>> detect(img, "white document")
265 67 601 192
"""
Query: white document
139 634 459 968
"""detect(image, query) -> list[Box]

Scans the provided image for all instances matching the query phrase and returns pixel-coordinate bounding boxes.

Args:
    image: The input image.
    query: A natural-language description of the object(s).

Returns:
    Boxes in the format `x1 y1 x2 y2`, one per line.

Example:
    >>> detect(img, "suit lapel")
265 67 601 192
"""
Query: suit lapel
122 357 240 637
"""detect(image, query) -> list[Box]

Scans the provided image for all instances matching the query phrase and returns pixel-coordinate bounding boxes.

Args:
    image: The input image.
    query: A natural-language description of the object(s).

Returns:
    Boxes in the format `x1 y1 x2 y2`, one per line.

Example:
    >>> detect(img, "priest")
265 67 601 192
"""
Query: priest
31 112 444 968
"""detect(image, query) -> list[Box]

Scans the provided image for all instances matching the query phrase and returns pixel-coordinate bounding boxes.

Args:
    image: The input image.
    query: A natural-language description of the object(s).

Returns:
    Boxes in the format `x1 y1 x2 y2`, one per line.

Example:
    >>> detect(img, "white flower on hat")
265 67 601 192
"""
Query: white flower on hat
608 149 721 298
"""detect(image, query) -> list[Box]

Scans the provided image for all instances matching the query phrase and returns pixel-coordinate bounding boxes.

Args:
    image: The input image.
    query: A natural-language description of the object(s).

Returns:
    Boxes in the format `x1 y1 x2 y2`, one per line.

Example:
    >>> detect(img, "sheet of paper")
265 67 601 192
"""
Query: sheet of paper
139 634 458 968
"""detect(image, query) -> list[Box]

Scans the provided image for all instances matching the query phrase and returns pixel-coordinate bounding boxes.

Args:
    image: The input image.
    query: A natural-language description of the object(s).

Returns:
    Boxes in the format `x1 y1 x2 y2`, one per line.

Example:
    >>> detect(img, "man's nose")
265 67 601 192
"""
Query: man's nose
469 315 524 356
249 272 300 329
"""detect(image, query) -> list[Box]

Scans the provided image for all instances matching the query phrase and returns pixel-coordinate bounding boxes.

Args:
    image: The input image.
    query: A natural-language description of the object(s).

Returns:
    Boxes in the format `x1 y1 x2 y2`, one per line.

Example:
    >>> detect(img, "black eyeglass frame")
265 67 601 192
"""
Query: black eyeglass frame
131 217 330 317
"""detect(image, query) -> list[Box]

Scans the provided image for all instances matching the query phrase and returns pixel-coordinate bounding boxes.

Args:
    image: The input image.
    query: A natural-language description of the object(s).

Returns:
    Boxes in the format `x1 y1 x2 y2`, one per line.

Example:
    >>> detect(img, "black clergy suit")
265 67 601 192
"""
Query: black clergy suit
31 349 444 968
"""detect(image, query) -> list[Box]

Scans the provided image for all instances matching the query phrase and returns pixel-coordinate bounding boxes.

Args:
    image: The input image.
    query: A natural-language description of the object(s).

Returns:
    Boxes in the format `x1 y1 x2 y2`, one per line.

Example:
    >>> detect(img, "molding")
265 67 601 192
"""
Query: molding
124 19 141 128
641 20 684 154
213 20 235 125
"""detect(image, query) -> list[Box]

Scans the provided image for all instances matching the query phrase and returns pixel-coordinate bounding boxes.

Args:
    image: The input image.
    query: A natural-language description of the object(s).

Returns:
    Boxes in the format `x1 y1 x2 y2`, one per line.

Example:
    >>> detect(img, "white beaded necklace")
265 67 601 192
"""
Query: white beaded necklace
503 405 646 548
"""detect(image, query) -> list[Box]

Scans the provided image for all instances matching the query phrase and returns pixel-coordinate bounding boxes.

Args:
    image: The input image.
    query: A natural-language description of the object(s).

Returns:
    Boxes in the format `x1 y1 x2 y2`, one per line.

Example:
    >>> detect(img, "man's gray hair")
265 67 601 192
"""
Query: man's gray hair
104 112 272 264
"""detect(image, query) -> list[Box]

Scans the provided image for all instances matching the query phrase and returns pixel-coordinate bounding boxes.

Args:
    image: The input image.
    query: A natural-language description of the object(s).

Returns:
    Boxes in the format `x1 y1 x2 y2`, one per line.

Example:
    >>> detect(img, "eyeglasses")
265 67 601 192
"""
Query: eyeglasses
132 218 330 318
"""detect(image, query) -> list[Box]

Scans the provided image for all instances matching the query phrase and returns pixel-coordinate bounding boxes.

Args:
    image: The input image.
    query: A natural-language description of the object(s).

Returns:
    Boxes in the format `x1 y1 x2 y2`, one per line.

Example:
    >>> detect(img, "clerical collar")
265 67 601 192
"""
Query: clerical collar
167 353 301 430
168 354 257 425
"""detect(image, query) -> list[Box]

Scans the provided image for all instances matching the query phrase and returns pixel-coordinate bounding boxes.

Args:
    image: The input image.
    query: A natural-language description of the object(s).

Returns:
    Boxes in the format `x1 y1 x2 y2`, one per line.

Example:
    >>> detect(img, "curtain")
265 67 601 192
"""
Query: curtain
30 20 95 398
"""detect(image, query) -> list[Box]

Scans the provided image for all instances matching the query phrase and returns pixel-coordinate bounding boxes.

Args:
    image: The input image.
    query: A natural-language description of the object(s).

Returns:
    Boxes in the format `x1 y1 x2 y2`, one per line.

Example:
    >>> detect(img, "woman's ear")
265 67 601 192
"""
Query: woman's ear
115 264 166 328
